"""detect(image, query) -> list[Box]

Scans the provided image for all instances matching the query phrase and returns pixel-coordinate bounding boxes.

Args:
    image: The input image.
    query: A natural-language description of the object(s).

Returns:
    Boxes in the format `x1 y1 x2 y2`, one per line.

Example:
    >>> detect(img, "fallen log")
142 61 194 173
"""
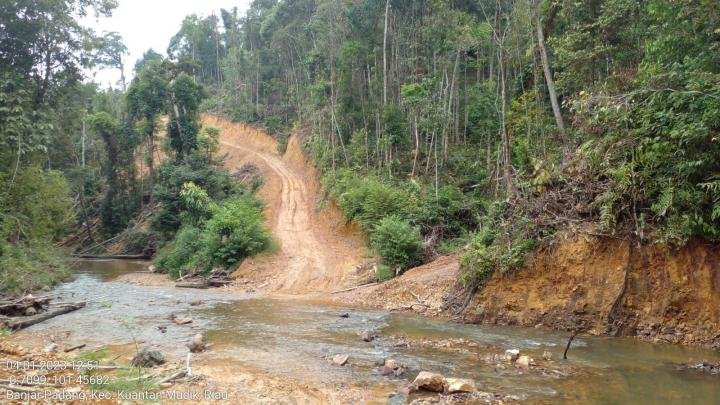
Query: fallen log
207 277 232 287
64 343 86 353
157 369 187 384
0 295 52 316
73 254 150 260
175 280 209 289
7 302 86 330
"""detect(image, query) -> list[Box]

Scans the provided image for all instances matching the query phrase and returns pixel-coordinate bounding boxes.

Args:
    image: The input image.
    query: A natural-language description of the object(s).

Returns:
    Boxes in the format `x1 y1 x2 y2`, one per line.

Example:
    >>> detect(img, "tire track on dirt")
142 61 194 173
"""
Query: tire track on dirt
218 137 329 291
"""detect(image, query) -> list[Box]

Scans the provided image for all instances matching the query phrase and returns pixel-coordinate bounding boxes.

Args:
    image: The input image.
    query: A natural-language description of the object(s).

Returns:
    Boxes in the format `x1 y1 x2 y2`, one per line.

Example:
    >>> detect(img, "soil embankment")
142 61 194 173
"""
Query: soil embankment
466 234 720 348
353 234 720 348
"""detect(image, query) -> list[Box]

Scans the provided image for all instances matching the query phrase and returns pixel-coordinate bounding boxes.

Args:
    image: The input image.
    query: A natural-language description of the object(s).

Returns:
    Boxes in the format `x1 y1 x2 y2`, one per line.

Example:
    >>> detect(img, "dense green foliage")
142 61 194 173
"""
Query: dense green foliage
370 216 423 273
152 151 235 240
155 185 271 278
186 0 720 284
0 0 120 293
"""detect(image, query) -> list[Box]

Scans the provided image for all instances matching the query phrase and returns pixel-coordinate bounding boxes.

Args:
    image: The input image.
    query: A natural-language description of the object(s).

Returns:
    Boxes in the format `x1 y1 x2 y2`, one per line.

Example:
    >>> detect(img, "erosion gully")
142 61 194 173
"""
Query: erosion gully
13 260 720 404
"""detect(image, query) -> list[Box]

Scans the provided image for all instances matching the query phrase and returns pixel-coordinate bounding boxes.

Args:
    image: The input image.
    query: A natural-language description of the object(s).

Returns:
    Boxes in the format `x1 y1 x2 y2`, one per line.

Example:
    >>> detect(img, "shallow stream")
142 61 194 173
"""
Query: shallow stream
17 260 720 404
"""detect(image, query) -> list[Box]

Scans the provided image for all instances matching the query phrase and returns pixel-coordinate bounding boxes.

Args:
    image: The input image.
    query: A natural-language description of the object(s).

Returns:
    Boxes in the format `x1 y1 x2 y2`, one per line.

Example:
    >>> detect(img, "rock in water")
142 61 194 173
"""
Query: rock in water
172 316 193 325
542 351 552 361
43 343 58 353
412 371 445 392
332 354 349 366
678 361 720 374
187 333 205 353
516 355 532 369
384 358 400 370
360 329 377 342
445 378 477 394
132 348 165 368
505 349 520 362
338 313 349 318
382 358 405 376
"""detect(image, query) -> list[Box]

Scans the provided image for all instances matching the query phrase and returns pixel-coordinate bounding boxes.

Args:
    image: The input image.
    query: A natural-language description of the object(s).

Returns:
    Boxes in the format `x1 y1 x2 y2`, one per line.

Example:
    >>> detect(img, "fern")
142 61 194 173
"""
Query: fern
651 186 674 217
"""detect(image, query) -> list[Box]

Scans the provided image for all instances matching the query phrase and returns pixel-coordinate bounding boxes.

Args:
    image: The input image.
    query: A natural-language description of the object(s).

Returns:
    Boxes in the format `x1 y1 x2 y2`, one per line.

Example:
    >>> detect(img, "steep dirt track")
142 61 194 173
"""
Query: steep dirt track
202 115 367 293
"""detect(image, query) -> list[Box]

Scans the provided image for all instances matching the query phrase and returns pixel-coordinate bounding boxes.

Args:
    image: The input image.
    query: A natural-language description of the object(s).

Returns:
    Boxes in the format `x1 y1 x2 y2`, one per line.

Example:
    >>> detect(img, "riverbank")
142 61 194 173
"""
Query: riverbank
7 259 720 404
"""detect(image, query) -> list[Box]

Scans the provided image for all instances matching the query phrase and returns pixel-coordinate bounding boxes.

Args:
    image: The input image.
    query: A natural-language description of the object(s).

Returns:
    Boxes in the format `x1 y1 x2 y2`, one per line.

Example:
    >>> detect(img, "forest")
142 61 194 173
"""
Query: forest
3 1 720 402
1 0 719 293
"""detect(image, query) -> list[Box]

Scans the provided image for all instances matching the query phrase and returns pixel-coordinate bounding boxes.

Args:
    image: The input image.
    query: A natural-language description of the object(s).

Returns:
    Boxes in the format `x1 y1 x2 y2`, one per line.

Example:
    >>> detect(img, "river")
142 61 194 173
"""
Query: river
14 260 720 404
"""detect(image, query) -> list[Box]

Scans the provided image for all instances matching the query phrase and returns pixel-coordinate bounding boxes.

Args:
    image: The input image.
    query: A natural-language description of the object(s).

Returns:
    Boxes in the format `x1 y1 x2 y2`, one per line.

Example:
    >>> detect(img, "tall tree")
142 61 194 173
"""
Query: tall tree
95 31 129 90
532 0 564 136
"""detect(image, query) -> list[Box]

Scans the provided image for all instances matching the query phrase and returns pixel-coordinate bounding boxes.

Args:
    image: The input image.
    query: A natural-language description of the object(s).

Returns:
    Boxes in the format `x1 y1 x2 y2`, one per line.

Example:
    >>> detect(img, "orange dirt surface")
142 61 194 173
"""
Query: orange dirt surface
201 115 369 294
464 233 720 348
333 256 460 317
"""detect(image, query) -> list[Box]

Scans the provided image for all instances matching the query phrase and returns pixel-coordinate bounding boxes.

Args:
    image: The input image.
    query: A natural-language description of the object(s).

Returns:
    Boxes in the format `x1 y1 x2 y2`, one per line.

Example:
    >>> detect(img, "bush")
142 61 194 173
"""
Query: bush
152 151 234 240
3 167 74 240
370 216 422 274
123 229 155 255
324 170 413 232
459 224 537 287
154 195 271 277
0 167 74 294
197 197 271 269
412 184 470 237
154 225 203 278
375 264 395 281
0 239 69 294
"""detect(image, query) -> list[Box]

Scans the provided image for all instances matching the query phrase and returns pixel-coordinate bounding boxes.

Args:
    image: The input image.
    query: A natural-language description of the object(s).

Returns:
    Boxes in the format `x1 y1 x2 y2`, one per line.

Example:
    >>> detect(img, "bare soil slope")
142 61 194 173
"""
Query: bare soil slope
202 115 368 293
466 234 720 348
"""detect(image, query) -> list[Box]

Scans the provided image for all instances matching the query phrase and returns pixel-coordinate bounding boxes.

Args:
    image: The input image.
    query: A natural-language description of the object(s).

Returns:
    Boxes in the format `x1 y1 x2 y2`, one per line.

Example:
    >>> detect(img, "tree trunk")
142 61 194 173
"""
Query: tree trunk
147 130 155 204
534 1 565 136
498 45 515 198
382 0 390 107
119 59 126 91
411 114 420 177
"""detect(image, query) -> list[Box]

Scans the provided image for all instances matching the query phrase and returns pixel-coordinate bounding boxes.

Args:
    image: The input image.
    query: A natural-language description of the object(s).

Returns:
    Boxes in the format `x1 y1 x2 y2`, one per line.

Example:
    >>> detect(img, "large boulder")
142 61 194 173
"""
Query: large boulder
412 371 445 392
131 348 165 368
445 378 477 394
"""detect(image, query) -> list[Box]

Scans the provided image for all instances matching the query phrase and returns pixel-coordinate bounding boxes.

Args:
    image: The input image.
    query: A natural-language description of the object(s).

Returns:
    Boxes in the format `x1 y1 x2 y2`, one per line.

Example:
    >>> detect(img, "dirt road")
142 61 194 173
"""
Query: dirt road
202 115 368 293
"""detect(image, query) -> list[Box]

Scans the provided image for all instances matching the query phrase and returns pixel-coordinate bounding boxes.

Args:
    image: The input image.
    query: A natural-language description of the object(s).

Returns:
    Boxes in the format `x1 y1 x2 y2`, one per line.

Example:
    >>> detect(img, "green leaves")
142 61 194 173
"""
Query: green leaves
155 193 271 277
370 216 423 274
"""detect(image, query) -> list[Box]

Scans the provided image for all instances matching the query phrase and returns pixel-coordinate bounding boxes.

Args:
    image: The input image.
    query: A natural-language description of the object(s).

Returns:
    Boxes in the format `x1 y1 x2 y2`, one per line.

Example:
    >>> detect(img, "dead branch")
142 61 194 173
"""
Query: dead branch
563 330 579 360
330 282 379 294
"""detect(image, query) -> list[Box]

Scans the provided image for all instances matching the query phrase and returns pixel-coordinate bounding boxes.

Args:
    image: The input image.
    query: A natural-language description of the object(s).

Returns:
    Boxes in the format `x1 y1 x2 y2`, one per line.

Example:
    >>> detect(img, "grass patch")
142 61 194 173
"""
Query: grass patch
375 264 396 281
75 348 109 363
0 240 69 295
86 367 158 393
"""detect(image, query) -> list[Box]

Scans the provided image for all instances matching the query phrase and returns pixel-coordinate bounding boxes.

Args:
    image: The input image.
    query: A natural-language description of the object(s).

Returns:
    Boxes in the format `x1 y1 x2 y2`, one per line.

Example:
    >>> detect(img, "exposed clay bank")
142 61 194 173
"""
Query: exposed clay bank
468 234 720 349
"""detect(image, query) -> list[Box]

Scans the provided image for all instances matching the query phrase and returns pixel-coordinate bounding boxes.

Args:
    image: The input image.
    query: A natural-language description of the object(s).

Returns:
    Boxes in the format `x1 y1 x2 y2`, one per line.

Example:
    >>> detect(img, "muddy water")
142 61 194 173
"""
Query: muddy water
19 260 720 404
